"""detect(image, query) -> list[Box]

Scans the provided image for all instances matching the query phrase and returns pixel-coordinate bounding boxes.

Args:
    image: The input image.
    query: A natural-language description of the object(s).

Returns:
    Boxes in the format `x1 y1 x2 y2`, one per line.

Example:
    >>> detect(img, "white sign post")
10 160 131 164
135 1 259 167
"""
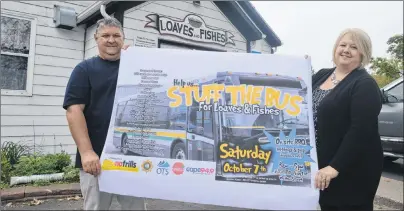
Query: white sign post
99 47 319 210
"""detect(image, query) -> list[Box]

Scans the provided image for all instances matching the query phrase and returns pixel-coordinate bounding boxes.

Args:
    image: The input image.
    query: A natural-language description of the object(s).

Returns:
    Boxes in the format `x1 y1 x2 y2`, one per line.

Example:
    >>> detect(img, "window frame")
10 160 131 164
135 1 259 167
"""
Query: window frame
188 104 215 139
1 11 37 96
386 80 403 103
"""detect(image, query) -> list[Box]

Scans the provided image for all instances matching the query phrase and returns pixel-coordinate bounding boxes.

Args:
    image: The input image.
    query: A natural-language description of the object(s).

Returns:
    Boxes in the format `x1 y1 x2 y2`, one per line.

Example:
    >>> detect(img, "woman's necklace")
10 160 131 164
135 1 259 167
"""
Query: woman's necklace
331 71 340 86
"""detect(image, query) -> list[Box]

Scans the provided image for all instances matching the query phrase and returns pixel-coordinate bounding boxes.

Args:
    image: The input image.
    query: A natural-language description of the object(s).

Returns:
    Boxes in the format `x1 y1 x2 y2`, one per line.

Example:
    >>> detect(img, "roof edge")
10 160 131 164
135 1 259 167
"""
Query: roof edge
239 1 282 47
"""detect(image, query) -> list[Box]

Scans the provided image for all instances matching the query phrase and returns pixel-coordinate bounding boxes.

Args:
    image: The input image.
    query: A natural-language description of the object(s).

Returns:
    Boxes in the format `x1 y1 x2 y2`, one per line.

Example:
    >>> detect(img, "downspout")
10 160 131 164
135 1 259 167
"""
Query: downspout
83 24 87 60
100 4 112 19
78 3 111 60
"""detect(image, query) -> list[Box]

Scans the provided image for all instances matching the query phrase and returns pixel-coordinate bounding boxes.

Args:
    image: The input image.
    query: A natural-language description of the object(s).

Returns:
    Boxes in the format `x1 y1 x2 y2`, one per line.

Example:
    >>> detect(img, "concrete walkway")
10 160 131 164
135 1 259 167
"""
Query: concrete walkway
376 176 403 204
1 183 80 202
1 177 403 210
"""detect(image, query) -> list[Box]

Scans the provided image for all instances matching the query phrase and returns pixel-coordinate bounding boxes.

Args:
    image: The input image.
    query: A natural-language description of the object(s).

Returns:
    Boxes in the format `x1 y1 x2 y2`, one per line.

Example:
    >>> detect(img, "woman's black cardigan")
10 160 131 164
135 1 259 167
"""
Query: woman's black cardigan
312 67 384 206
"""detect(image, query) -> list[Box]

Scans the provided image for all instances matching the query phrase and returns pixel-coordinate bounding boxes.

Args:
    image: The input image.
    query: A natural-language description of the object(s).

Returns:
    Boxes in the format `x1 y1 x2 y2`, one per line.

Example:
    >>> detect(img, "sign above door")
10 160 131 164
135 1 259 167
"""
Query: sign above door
145 14 235 46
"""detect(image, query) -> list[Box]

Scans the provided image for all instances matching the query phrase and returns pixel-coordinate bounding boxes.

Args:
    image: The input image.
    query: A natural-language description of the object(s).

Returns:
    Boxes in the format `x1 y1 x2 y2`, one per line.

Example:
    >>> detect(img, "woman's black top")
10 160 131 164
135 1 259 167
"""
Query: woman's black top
312 67 384 206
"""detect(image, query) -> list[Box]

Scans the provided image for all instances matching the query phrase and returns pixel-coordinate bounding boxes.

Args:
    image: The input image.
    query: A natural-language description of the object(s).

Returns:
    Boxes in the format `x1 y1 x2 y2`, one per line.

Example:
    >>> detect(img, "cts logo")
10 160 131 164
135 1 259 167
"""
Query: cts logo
156 161 170 175
186 167 215 175
172 162 184 175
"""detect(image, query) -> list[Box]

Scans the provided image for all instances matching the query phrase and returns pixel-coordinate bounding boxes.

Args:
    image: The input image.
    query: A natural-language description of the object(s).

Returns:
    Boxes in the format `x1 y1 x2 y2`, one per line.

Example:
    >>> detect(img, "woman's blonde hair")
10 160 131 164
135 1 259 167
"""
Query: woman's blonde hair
332 28 372 67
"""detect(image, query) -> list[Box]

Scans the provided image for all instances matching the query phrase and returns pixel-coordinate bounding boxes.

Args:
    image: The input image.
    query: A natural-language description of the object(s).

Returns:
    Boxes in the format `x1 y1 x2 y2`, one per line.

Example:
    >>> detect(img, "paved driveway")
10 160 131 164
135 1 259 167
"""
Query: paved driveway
1 197 243 210
2 196 404 210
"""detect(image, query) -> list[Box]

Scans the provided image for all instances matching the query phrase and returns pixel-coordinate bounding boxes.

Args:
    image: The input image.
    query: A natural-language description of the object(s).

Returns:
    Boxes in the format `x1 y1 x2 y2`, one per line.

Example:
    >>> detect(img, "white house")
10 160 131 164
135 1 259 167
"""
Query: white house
1 1 282 162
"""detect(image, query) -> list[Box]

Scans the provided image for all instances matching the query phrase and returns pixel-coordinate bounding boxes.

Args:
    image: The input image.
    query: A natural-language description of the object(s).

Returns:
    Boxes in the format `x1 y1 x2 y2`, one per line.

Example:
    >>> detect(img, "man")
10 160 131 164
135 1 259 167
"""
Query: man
63 17 145 210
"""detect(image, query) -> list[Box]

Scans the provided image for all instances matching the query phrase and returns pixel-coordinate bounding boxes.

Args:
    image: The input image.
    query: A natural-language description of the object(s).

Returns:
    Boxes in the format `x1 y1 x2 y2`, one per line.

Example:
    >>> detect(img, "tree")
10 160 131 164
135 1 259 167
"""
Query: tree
371 57 403 79
370 34 403 87
387 34 403 60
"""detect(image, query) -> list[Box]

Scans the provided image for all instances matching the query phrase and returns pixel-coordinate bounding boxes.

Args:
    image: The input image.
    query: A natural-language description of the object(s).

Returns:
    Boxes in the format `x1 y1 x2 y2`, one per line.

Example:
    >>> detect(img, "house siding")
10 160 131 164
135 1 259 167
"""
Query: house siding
84 1 248 60
1 1 94 161
261 41 272 54
84 22 98 59
122 1 248 53
251 39 272 54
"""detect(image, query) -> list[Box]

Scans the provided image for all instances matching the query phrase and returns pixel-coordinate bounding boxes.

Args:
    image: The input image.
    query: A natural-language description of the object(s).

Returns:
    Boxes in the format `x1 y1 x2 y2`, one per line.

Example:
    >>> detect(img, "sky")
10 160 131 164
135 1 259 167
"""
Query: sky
251 1 403 72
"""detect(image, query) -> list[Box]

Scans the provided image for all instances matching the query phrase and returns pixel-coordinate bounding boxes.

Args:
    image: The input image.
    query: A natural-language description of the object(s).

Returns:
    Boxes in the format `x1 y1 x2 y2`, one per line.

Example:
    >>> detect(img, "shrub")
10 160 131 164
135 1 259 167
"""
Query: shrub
1 141 30 166
0 147 76 187
11 152 72 177
63 165 80 182
1 152 12 186
52 151 72 172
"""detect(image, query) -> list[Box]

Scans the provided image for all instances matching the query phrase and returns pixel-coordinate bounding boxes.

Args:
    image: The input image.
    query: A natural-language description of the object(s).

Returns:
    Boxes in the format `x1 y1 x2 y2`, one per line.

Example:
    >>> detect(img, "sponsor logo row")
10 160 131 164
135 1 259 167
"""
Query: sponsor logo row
142 160 215 176
102 159 214 176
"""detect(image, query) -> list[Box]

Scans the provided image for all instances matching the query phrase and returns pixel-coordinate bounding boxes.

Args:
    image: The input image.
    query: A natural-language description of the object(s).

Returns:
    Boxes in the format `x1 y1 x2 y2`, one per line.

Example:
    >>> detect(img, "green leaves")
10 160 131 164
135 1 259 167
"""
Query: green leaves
1 143 78 188
1 141 31 166
1 152 12 186
370 57 403 79
387 34 403 60
370 34 403 87
63 165 80 182
11 152 72 176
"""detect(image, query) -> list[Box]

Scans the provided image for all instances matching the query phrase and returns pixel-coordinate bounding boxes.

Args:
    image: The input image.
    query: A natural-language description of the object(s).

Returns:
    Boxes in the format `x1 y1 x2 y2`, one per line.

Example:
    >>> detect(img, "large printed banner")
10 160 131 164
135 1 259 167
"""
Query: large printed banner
99 47 319 210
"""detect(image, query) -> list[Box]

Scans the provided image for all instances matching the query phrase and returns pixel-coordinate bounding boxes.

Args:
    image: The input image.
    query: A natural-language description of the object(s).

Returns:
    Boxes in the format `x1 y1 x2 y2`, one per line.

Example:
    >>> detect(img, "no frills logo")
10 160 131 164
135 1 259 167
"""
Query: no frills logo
172 162 184 175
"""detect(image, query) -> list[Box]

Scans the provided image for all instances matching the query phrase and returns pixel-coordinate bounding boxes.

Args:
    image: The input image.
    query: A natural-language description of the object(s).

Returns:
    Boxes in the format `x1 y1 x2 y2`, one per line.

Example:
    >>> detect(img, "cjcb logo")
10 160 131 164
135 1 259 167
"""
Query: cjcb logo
156 160 170 175
172 162 184 175
141 160 153 173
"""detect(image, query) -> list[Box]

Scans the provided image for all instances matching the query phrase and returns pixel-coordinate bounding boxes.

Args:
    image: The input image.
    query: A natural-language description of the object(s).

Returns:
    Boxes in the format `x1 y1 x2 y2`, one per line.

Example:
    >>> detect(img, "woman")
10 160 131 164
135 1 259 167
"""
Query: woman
312 28 384 211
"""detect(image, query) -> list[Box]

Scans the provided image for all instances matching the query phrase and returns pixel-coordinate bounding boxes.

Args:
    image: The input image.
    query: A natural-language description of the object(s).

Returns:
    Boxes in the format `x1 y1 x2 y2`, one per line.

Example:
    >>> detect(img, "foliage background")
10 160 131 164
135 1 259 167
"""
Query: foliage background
370 34 403 87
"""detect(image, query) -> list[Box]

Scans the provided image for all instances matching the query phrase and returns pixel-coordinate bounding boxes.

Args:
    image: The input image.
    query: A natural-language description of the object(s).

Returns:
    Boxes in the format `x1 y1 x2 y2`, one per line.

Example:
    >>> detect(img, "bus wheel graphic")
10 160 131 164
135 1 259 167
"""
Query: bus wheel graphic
121 134 130 155
171 142 186 160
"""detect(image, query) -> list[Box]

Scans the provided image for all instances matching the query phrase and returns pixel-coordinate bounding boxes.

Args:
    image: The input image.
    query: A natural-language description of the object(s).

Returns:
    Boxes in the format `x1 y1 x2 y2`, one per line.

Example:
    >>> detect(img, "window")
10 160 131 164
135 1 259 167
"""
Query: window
387 81 403 102
188 106 214 139
203 109 213 138
1 12 36 96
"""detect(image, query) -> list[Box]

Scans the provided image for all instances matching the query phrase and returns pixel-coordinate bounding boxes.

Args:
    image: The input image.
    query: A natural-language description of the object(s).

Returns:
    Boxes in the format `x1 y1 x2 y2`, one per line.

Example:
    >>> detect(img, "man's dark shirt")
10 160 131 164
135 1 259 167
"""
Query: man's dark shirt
63 56 119 168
